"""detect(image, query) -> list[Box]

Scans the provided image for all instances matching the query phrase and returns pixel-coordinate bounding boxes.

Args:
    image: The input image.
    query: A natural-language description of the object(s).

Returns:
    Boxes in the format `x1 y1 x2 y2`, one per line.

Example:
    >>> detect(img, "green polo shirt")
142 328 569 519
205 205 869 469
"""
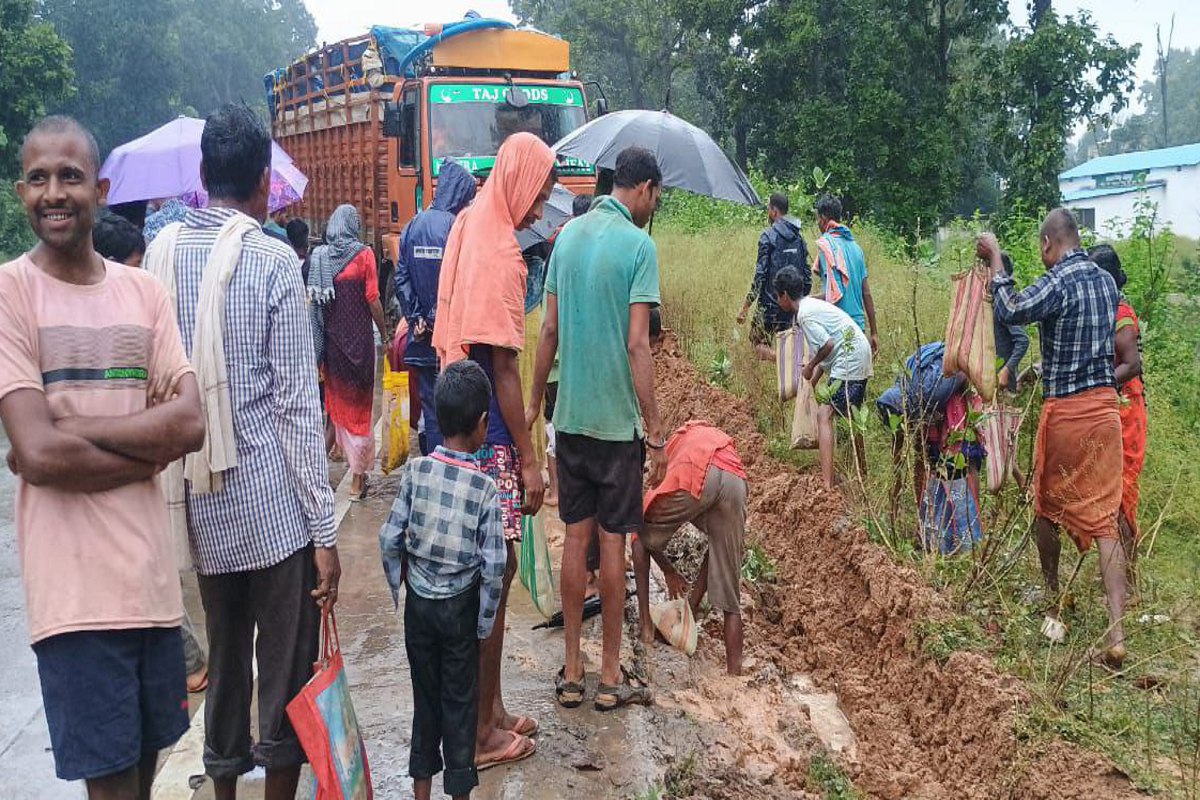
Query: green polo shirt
546 196 661 441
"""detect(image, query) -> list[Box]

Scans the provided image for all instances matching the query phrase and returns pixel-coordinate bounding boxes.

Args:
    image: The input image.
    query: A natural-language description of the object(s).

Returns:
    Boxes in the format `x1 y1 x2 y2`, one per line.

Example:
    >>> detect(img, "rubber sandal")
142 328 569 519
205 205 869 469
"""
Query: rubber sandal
594 666 653 712
555 666 585 709
349 477 369 502
504 715 539 737
476 731 536 771
186 669 208 694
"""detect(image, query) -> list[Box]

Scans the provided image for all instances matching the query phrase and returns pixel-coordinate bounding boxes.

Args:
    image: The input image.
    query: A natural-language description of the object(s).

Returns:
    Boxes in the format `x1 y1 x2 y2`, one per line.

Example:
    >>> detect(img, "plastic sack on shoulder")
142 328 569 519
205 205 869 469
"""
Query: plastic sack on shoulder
943 266 997 402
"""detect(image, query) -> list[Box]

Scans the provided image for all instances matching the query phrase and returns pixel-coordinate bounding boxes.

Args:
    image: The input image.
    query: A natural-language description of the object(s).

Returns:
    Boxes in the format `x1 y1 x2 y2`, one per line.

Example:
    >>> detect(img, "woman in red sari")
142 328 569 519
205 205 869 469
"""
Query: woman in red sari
1089 245 1146 569
309 205 389 498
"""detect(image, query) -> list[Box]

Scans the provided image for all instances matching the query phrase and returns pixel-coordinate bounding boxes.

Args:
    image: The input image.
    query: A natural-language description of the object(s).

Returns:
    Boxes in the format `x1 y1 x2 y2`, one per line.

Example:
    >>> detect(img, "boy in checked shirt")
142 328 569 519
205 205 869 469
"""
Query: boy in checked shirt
380 360 510 799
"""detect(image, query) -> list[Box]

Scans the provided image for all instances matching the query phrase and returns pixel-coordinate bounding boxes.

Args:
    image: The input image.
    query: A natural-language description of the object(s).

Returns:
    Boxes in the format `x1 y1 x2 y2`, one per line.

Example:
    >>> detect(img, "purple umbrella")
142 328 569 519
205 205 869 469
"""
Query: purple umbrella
100 116 307 213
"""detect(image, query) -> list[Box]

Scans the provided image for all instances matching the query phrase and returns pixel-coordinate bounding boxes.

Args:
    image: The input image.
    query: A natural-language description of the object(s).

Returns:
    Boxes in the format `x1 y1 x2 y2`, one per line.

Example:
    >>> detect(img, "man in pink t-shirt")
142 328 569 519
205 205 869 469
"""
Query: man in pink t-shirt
0 117 205 797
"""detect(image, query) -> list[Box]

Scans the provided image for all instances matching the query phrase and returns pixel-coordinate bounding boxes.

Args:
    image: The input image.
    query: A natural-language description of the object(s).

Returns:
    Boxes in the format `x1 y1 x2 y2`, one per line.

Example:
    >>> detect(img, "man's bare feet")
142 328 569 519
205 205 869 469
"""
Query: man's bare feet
640 621 656 645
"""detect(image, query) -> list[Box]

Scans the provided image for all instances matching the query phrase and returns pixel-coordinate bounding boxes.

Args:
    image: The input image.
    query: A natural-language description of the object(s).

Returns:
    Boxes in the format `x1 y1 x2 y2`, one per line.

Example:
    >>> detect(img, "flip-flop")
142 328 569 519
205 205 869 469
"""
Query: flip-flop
349 477 369 503
187 669 209 694
476 731 536 771
503 715 539 737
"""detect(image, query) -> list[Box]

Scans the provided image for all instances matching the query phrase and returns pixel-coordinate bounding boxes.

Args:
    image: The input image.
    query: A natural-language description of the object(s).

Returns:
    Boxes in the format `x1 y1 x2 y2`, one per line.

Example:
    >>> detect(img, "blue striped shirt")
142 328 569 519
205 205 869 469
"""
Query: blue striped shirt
379 447 507 640
166 207 335 575
992 250 1118 399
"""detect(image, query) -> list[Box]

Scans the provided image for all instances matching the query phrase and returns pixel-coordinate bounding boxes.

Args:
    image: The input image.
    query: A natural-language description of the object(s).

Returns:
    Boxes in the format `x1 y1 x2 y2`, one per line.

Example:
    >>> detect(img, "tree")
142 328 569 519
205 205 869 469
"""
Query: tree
0 0 74 253
511 0 716 130
986 8 1138 213
38 0 317 155
1093 47 1200 154
176 0 317 113
1 0 74 173
39 0 186 155
675 0 1007 230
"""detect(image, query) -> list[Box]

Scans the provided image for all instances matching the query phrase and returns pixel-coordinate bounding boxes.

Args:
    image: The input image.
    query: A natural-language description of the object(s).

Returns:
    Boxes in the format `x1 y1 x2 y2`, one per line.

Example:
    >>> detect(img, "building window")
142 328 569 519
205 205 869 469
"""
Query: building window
1072 207 1096 231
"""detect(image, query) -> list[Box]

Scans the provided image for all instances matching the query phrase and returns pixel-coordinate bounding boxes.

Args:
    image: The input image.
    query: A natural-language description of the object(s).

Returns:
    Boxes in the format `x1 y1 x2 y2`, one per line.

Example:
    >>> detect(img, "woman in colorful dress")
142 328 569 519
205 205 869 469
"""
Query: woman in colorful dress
1088 244 1146 574
308 205 389 499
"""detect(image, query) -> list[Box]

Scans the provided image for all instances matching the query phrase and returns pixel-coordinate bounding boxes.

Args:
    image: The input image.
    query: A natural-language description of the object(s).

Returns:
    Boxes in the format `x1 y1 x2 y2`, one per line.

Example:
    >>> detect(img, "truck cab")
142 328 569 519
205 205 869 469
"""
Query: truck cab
267 21 597 293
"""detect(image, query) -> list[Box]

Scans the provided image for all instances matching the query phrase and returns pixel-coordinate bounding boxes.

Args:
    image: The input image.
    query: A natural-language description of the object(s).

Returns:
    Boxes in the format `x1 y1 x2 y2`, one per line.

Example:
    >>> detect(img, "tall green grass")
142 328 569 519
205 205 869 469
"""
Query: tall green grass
654 217 1200 797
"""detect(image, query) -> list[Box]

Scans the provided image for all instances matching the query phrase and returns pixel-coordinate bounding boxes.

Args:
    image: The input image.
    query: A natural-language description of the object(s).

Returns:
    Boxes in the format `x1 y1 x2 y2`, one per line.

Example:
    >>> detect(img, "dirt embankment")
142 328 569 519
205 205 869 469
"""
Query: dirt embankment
653 337 1139 799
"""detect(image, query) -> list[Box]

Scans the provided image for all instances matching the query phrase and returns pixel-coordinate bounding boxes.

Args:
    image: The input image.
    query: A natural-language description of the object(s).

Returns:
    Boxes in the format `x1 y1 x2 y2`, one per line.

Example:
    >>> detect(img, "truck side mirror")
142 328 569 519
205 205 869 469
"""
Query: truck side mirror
383 102 402 138
594 97 609 117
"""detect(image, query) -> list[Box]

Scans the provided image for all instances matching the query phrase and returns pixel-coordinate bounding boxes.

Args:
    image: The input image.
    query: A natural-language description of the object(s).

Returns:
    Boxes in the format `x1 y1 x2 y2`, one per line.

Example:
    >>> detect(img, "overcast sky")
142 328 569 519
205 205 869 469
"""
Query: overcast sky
306 0 1198 97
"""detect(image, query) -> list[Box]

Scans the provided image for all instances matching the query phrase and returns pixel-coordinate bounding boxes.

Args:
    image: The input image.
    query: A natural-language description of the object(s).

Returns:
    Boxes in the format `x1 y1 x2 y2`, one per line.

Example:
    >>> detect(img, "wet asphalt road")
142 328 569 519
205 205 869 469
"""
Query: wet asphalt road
0 427 669 799
0 430 84 798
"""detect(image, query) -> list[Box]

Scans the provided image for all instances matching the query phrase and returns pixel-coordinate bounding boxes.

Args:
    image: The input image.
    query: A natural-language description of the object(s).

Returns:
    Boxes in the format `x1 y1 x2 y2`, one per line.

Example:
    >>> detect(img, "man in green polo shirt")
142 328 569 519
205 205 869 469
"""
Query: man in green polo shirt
527 146 667 711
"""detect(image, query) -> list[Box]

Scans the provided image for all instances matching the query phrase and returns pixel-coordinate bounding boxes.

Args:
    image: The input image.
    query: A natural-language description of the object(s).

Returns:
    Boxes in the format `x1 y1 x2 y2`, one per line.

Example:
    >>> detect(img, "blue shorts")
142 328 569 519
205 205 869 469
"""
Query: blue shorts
826 378 869 418
34 627 189 781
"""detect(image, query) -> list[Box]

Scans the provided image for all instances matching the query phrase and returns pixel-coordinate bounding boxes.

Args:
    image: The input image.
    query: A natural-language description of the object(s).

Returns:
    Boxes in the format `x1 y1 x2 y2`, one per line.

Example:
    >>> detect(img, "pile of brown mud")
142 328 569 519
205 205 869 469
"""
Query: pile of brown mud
652 336 1138 799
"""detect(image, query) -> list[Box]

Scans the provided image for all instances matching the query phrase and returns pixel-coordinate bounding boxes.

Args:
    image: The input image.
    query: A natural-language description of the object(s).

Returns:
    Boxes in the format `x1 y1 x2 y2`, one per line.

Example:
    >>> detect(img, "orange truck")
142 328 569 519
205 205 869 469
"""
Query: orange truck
266 18 599 293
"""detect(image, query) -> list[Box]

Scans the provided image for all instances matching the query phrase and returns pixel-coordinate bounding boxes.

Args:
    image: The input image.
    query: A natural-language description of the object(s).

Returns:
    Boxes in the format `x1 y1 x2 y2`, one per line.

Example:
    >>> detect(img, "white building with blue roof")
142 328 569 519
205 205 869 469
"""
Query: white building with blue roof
1059 142 1200 239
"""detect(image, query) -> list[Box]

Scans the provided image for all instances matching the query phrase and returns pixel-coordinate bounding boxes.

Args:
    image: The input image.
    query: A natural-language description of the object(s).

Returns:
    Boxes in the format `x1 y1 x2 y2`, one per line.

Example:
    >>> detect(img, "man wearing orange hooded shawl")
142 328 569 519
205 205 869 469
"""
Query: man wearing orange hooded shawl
432 131 555 770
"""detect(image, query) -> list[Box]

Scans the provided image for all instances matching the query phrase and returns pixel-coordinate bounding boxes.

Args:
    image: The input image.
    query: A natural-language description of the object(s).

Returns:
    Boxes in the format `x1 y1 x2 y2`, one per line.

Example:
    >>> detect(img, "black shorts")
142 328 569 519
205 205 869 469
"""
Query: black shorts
556 432 645 533
826 378 868 419
35 627 189 781
544 381 559 421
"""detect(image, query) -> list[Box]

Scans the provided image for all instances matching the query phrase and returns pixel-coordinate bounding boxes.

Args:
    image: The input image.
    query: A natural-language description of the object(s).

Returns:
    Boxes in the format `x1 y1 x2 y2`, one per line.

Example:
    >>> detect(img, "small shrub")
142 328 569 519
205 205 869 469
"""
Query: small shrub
741 541 778 584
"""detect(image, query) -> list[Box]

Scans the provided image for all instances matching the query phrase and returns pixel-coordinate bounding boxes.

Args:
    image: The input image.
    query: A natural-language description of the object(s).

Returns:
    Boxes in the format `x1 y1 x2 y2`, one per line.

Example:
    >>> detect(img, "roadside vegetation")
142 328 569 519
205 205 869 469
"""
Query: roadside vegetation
655 185 1200 796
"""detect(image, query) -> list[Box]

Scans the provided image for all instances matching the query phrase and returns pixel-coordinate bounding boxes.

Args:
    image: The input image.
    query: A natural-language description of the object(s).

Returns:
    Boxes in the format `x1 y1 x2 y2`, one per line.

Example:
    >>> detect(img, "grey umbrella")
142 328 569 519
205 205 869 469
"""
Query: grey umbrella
552 109 761 206
516 183 577 250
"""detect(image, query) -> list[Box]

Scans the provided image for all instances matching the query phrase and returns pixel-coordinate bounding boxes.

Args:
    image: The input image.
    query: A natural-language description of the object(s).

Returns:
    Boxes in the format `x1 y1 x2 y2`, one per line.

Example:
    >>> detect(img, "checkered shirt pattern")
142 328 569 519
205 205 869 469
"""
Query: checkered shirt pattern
992 250 1118 399
379 447 507 639
168 208 335 575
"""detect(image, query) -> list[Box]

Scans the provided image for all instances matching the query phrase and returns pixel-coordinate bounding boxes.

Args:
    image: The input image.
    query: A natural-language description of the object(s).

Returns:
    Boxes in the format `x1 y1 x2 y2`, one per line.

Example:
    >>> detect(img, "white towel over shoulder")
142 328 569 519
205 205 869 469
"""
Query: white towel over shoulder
145 213 258 564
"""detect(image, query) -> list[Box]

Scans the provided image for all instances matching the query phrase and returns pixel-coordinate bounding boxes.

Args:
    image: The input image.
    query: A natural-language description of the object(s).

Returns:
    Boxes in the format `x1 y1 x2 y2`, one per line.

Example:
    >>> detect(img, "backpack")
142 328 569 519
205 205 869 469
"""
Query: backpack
901 342 965 421
770 226 811 296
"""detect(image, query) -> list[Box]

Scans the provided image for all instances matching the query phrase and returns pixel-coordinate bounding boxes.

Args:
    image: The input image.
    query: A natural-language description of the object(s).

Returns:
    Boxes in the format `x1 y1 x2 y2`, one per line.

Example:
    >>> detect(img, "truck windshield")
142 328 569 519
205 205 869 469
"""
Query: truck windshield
429 83 591 176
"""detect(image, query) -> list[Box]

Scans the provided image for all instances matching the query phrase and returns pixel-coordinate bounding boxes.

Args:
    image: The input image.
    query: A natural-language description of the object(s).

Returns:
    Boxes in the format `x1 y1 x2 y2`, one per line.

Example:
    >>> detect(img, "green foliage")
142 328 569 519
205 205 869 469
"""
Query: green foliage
0 189 35 258
0 0 74 176
807 755 861 799
1092 46 1200 154
741 541 777 584
915 615 988 664
984 9 1138 214
510 0 721 137
39 0 316 155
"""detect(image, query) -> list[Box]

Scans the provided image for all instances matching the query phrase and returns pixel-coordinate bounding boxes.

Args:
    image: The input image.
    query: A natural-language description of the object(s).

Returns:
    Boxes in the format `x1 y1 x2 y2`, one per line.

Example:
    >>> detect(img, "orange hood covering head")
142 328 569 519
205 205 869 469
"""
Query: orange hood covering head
433 132 556 365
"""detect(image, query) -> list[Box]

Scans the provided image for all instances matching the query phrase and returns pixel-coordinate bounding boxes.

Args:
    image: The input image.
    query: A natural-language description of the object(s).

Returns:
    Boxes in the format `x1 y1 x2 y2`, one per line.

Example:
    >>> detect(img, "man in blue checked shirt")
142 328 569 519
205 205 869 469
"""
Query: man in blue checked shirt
380 360 514 799
979 209 1127 670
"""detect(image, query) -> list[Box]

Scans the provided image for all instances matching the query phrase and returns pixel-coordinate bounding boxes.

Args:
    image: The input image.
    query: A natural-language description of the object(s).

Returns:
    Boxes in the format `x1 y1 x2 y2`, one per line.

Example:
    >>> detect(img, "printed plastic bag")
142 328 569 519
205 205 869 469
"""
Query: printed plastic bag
790 335 819 449
649 599 698 656
518 511 557 620
776 326 804 401
943 265 997 402
919 478 982 555
979 401 1023 493
286 609 373 800
380 359 410 475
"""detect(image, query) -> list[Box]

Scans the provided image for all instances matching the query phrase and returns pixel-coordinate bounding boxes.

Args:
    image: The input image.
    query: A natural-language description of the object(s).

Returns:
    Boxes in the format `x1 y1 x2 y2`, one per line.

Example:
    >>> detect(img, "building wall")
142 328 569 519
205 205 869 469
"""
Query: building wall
1062 164 1200 240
